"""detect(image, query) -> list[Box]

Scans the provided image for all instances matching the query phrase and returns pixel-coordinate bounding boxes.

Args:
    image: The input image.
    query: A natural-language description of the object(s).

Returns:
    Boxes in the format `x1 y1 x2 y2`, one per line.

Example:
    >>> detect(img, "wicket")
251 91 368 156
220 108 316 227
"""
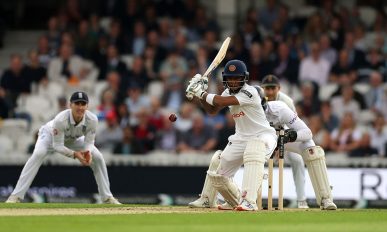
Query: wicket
257 127 285 210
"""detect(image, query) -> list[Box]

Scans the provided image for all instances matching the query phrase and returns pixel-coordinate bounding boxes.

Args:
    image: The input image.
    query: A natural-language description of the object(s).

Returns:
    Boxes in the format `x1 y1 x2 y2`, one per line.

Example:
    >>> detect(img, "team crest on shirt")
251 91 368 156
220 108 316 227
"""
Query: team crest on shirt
53 129 58 135
308 149 314 155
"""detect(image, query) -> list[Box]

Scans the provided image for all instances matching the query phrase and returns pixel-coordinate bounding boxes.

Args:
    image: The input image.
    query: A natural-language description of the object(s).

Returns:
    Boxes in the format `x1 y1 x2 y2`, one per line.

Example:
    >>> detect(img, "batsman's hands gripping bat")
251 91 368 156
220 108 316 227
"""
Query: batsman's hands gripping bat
185 74 208 100
185 80 206 99
186 37 231 100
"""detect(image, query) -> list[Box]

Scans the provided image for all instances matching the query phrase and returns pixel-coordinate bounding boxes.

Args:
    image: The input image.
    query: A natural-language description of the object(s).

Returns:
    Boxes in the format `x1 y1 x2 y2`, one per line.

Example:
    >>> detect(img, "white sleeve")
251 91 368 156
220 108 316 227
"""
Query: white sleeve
281 107 312 142
234 90 255 106
84 119 97 151
52 119 75 158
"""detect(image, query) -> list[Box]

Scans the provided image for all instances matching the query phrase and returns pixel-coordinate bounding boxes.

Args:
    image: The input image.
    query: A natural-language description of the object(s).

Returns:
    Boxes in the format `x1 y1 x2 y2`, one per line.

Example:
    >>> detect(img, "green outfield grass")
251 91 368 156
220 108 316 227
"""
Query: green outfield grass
0 204 386 232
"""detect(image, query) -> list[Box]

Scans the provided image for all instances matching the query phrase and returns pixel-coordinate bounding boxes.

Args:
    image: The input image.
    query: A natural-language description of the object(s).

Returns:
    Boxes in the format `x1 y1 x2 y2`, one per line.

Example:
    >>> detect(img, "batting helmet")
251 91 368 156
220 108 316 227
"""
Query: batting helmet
222 60 249 94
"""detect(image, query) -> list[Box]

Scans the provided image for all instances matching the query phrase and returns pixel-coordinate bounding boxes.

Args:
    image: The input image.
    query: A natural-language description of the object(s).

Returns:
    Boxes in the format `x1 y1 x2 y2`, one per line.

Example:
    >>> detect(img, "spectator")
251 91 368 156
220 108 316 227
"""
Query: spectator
125 83 150 126
155 115 179 152
258 0 279 31
272 42 299 84
327 15 344 51
158 17 174 50
227 33 249 62
48 44 97 87
246 43 270 83
365 72 385 111
331 85 361 120
74 19 97 59
37 35 54 68
127 56 149 90
215 112 235 150
177 112 217 153
309 114 331 150
132 108 157 153
342 31 366 68
0 54 32 109
329 50 356 83
113 126 144 155
331 73 367 109
107 20 127 53
147 30 167 62
25 49 47 85
91 35 109 79
98 44 127 81
174 33 196 63
148 97 164 130
128 20 147 56
45 17 61 55
303 13 326 43
174 102 194 133
241 19 262 49
299 42 330 86
319 34 337 66
329 112 362 154
0 87 11 119
320 101 339 133
368 113 387 157
96 89 116 121
359 48 385 80
95 111 123 152
296 81 321 117
375 86 387 121
143 46 161 81
115 102 130 129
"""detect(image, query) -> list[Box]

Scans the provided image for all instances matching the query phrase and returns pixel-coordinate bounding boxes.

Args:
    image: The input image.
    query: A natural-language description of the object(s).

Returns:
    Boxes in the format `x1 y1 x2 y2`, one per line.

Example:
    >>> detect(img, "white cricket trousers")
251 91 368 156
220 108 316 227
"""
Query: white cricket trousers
285 140 316 202
11 126 113 200
286 151 306 201
218 133 277 177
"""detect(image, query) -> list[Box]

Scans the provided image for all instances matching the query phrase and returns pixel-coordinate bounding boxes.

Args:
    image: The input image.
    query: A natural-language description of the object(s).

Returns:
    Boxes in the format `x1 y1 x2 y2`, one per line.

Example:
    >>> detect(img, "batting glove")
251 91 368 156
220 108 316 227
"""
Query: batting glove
191 74 208 91
186 82 206 99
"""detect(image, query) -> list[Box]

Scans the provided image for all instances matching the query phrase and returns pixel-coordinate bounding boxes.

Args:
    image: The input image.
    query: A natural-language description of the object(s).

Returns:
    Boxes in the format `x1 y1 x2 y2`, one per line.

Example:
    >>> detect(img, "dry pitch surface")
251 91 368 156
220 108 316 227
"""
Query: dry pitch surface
0 205 334 216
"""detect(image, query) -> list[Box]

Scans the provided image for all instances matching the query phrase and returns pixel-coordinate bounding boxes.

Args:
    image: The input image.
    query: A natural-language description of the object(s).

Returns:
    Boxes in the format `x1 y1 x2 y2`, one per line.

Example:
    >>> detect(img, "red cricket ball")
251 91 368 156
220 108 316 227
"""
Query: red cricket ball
169 113 177 122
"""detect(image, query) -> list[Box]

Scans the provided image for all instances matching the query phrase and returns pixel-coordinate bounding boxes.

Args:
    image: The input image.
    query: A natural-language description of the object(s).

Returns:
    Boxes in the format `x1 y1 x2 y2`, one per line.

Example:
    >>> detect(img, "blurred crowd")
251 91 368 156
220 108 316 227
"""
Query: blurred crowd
0 0 386 158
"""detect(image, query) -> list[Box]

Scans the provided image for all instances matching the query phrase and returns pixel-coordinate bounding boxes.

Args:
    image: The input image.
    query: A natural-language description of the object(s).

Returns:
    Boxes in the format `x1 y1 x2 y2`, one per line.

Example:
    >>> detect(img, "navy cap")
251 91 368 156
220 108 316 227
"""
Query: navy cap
70 91 89 103
261 75 280 87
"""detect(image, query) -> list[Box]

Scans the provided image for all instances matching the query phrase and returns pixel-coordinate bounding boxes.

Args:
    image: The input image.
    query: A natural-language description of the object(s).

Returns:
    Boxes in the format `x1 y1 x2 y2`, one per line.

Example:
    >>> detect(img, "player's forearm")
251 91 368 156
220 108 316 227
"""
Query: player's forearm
295 128 313 142
53 144 75 158
199 93 220 115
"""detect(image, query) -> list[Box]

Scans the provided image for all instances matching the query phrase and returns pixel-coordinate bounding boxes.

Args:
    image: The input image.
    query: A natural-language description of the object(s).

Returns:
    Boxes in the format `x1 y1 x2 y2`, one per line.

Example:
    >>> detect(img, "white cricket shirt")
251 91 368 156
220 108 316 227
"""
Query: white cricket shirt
222 84 275 140
265 101 312 142
46 109 98 157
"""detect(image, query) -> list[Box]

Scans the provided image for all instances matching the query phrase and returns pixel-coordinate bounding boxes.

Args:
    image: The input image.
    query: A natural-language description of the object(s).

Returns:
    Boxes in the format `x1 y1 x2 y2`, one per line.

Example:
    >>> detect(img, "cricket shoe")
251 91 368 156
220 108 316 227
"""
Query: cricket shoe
103 197 122 204
236 199 258 211
217 202 234 210
321 198 337 210
297 200 309 209
188 196 216 208
5 195 22 203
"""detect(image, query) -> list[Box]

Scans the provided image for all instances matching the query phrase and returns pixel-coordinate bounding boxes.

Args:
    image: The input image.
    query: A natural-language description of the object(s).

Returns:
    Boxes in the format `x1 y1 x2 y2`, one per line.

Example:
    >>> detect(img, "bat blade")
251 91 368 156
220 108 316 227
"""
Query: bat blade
203 36 231 78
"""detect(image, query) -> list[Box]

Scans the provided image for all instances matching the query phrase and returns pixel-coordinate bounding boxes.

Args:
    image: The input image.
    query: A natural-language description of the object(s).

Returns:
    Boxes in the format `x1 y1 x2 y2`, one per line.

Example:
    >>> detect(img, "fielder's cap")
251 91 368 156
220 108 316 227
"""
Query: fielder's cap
70 91 89 103
261 75 280 87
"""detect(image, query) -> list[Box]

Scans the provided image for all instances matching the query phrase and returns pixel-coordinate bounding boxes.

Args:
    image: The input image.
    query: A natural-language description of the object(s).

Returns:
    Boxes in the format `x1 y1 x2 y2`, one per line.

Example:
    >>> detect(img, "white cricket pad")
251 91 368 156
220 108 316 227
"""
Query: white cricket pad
208 171 240 207
241 138 266 203
301 146 332 206
199 150 221 205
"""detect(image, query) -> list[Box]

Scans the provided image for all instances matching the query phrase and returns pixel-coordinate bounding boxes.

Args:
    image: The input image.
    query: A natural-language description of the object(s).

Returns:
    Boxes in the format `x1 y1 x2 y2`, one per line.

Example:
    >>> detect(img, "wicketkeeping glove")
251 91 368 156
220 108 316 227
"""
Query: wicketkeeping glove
281 129 297 143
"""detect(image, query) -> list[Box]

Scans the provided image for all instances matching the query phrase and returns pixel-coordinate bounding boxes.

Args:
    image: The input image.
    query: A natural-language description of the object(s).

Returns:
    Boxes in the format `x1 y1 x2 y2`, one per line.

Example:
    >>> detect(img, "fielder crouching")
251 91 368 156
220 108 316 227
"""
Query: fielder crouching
5 91 121 204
